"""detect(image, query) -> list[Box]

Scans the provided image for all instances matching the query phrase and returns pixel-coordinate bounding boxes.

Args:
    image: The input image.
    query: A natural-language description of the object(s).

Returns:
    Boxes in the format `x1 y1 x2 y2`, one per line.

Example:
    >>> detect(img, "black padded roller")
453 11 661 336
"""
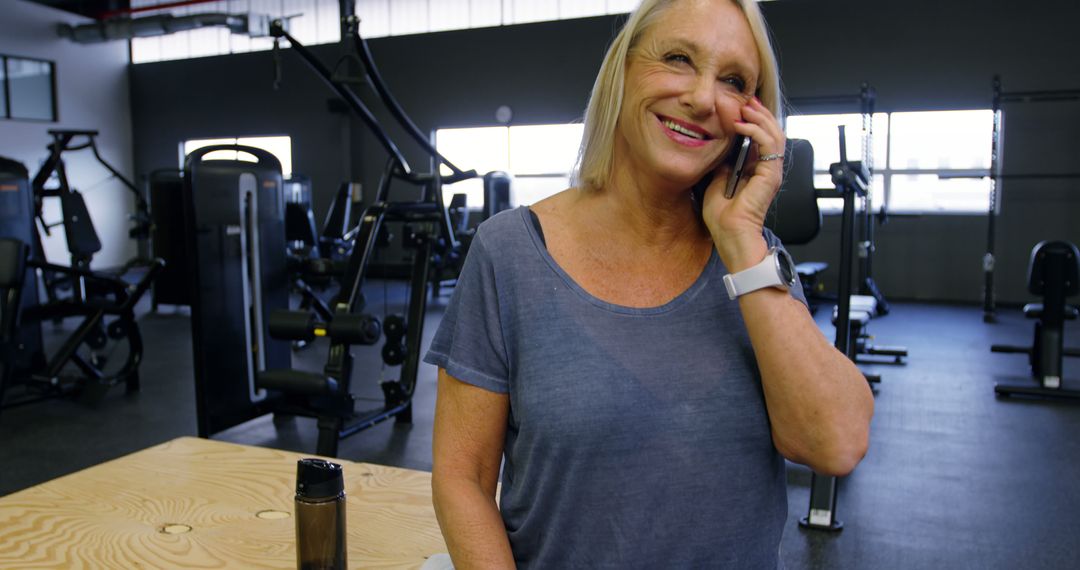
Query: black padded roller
268 309 316 341
328 314 381 345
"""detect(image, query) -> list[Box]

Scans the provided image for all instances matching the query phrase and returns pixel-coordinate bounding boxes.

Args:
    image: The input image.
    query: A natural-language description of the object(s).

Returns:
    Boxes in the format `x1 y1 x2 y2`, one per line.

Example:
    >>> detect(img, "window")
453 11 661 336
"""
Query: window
181 135 293 178
1 54 56 122
356 0 640 39
435 123 583 209
131 0 341 64
129 1 774 63
785 110 992 214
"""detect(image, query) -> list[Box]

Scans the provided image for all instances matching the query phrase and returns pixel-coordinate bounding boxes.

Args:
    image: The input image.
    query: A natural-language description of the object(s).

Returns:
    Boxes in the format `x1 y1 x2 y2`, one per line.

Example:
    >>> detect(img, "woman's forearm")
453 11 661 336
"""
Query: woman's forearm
432 477 516 569
737 287 874 476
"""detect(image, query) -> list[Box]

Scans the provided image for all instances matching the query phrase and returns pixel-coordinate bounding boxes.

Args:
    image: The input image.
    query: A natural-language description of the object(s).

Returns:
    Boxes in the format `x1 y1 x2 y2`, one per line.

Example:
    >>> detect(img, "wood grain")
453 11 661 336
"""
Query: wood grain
0 437 447 569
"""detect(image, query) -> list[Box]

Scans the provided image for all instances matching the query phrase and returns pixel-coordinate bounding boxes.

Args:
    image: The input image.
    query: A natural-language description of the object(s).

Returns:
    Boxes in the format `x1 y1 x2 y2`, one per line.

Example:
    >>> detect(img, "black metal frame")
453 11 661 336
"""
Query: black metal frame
800 126 870 533
1 57 9 120
992 241 1080 400
1 243 163 414
1 150 161 417
790 84 889 314
248 5 476 456
30 129 152 305
982 77 1080 323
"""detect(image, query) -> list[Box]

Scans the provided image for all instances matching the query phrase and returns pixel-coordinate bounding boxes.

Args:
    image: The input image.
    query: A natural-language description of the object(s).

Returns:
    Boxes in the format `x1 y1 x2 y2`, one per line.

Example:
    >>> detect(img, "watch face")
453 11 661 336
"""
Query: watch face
776 249 796 286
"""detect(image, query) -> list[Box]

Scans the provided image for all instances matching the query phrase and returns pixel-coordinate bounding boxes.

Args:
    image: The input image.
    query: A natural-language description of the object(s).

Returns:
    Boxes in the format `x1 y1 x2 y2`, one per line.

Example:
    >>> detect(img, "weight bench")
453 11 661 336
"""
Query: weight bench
993 240 1080 399
830 294 908 364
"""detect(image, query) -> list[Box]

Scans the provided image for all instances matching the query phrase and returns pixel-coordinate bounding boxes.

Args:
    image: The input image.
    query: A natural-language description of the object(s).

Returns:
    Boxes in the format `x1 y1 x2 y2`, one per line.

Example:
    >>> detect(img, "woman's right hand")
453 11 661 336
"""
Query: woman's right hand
700 97 787 272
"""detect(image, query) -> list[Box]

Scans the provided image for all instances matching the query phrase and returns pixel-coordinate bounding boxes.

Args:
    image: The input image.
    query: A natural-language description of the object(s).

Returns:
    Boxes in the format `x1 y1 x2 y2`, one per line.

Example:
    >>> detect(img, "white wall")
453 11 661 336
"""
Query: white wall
0 0 134 269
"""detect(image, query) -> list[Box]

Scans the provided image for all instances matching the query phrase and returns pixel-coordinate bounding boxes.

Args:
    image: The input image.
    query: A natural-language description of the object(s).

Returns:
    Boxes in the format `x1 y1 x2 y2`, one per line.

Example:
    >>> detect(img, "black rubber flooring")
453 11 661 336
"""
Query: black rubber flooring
1 290 1078 569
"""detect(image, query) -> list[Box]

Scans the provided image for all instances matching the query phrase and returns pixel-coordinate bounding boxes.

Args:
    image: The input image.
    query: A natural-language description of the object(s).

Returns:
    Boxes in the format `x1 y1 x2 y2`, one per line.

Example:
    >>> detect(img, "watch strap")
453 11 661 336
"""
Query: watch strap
723 249 784 300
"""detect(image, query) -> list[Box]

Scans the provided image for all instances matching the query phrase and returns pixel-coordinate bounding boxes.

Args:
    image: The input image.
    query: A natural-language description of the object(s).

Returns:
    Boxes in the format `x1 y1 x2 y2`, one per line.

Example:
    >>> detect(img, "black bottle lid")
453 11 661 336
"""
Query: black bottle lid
296 458 344 499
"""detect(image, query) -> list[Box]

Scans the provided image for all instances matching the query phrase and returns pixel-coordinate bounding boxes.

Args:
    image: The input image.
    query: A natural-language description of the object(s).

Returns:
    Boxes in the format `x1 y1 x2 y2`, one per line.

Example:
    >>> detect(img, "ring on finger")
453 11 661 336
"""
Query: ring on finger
759 152 784 161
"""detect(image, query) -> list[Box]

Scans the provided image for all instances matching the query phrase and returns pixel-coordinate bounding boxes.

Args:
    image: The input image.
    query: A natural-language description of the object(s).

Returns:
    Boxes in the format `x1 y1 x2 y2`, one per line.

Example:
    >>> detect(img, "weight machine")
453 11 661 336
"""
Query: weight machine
789 85 906 364
189 2 476 457
790 84 891 314
1 155 161 417
800 126 870 532
30 129 152 305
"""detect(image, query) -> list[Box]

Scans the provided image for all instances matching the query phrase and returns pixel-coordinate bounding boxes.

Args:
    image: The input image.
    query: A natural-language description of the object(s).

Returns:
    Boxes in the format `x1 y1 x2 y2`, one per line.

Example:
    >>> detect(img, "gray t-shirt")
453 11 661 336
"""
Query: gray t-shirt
424 206 805 569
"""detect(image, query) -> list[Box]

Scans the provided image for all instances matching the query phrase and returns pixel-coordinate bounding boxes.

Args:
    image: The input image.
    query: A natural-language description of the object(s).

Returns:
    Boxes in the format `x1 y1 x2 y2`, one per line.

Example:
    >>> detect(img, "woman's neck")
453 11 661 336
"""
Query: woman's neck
581 162 709 253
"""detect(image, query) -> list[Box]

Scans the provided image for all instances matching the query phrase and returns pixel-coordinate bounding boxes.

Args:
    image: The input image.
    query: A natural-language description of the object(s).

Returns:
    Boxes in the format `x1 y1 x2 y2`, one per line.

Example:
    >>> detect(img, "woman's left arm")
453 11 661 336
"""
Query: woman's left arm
737 281 873 476
702 97 873 477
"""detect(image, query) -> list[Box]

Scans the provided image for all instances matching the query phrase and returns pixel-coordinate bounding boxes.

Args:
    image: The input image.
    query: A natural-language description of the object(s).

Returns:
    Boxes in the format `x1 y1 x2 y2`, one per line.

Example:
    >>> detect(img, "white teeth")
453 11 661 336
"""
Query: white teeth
663 119 705 140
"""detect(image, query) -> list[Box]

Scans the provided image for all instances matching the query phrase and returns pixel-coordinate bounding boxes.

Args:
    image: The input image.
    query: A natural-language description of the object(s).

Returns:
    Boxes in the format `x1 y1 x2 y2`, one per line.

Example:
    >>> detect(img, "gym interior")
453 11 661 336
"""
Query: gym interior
2 0 1079 567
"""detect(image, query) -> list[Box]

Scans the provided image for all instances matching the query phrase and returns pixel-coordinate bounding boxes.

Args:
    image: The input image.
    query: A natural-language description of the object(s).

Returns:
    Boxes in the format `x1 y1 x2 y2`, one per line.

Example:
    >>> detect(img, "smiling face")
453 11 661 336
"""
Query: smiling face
613 0 761 190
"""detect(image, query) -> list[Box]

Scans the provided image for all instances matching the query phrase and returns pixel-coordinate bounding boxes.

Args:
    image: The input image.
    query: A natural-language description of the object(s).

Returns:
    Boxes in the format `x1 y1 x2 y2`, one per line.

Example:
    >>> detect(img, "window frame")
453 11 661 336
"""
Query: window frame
787 109 993 216
0 54 58 123
434 123 582 211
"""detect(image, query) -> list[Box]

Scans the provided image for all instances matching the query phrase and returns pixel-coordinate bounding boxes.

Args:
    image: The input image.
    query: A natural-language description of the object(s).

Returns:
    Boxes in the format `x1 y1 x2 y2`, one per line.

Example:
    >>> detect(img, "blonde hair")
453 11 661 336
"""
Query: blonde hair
572 0 782 190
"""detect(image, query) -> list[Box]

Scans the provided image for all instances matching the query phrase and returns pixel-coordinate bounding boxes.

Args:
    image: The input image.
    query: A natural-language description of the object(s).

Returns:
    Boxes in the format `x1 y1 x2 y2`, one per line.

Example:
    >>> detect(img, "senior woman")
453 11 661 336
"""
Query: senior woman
423 0 874 567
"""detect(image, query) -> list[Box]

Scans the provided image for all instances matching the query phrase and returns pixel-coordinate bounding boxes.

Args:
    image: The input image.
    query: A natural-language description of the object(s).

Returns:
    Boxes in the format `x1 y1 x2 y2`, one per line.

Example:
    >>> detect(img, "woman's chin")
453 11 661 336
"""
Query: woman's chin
660 169 714 190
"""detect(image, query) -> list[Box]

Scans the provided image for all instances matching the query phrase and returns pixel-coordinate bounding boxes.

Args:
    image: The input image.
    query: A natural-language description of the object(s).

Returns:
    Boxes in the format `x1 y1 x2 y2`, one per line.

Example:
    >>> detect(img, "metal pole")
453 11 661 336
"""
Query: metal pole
857 84 874 297
801 126 858 532
983 76 1003 323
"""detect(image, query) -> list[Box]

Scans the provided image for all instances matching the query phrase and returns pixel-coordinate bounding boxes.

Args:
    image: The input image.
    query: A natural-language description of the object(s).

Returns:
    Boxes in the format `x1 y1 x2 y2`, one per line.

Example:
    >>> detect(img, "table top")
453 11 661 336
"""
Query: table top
0 437 447 568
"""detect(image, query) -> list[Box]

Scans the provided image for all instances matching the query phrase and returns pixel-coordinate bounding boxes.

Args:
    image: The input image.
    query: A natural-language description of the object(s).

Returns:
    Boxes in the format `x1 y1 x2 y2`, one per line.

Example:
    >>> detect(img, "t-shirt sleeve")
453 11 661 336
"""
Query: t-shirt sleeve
763 228 810 310
422 230 510 394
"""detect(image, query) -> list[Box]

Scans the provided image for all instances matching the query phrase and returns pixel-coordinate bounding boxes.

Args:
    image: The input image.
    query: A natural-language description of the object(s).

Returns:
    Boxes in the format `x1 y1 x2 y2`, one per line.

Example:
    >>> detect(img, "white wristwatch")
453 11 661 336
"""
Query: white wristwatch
723 247 797 300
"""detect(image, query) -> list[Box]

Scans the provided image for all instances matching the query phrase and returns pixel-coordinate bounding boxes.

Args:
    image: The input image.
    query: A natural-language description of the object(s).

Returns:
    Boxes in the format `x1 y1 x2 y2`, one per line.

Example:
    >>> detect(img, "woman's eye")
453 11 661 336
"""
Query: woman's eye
665 53 691 66
722 76 748 92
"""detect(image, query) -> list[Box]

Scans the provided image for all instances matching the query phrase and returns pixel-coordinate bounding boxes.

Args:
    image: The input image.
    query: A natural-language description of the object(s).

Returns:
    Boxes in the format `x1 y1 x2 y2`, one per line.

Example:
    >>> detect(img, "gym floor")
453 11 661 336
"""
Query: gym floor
1 286 1078 570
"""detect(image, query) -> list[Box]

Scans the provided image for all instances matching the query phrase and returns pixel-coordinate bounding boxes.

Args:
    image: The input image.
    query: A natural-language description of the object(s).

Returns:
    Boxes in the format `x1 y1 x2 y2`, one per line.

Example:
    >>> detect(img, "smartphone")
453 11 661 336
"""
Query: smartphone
724 136 752 199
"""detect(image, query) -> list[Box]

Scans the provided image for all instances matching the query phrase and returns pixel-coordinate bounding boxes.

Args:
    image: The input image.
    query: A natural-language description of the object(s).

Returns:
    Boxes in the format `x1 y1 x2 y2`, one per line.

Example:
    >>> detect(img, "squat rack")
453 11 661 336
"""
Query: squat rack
981 76 1080 322
789 84 891 314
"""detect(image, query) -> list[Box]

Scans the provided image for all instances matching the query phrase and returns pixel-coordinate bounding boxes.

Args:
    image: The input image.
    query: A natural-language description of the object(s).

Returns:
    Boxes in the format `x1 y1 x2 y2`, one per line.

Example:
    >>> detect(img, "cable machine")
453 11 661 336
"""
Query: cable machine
189 0 476 457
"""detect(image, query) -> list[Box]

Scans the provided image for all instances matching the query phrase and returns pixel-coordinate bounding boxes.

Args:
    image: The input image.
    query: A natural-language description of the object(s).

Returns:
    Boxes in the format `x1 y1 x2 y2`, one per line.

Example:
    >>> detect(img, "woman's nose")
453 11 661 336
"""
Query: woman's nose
680 75 717 118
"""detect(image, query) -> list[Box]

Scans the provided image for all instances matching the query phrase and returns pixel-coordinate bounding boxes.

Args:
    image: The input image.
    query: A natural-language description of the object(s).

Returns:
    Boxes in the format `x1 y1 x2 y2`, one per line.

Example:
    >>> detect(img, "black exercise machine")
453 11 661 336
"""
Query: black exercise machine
184 145 292 438
767 138 906 364
0 155 162 417
801 126 877 532
187 6 475 457
147 169 189 309
0 156 46 389
430 171 513 296
284 179 357 344
992 240 1080 400
31 129 152 305
789 84 892 316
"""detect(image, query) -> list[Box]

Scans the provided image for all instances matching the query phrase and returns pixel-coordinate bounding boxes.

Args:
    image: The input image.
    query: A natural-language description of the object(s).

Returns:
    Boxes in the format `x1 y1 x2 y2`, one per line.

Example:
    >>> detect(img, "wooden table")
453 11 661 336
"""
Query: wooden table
0 437 447 568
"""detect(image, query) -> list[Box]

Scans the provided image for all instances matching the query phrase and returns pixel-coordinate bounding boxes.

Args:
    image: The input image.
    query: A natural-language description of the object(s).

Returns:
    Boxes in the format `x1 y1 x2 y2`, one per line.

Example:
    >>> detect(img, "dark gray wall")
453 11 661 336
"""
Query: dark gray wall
764 0 1080 307
130 0 1080 304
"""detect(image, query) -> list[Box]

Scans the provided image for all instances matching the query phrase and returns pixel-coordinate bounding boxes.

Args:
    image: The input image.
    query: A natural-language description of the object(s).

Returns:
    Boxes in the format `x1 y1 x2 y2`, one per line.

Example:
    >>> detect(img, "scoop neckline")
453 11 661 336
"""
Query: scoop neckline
519 206 717 316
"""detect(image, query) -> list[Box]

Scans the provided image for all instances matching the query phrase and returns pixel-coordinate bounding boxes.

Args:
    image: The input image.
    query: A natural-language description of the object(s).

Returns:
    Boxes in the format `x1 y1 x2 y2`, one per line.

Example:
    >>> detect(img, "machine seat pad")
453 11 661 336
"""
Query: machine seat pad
795 261 828 277
258 369 339 396
849 294 878 314
831 307 872 326
1023 303 1080 320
